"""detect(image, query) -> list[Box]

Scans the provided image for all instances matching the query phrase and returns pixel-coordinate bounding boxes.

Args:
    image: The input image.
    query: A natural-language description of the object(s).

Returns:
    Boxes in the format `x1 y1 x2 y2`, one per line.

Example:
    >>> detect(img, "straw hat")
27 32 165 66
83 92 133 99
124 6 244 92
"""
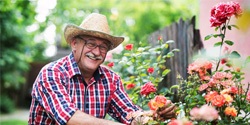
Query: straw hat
64 13 124 49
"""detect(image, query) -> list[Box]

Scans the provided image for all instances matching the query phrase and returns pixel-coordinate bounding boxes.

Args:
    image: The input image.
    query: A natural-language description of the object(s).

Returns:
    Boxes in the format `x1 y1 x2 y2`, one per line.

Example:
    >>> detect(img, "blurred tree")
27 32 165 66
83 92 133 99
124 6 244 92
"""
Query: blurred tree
0 0 48 113
48 0 198 48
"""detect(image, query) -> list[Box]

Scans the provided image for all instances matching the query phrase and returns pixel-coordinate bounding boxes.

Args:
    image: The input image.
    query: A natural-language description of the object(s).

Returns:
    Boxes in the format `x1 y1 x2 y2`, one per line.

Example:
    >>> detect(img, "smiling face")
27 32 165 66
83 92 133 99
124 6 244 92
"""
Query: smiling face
71 35 111 74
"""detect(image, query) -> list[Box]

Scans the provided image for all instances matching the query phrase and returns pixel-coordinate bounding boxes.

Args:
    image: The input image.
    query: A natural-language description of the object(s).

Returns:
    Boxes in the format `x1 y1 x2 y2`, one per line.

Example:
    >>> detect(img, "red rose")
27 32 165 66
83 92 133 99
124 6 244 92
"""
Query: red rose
140 82 157 96
126 83 136 90
147 67 154 74
107 62 114 68
221 58 228 64
125 44 133 51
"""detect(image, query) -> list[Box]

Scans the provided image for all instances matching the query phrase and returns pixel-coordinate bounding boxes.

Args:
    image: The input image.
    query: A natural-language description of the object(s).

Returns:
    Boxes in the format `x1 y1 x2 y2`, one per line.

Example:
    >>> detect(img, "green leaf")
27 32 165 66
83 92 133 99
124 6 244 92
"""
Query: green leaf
229 51 241 58
172 48 180 52
124 53 131 56
204 34 213 40
215 27 219 31
231 24 239 29
228 25 232 30
162 69 171 76
214 42 222 47
225 40 234 46
170 85 179 90
165 40 175 44
164 44 169 49
166 52 174 57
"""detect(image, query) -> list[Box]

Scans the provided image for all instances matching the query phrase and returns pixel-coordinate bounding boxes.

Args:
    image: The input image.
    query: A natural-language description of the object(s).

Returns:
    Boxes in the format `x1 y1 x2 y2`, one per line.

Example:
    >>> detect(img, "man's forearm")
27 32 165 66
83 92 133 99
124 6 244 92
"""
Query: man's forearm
67 110 124 125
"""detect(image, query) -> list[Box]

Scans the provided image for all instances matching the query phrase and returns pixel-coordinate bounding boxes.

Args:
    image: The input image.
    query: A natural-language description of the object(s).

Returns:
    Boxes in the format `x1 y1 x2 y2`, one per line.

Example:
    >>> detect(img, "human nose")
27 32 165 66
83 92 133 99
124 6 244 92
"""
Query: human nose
90 45 101 55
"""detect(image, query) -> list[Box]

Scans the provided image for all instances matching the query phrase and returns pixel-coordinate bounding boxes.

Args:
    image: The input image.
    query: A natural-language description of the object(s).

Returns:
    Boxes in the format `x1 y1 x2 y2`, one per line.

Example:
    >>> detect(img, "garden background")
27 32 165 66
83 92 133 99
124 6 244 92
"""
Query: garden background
1 0 249 124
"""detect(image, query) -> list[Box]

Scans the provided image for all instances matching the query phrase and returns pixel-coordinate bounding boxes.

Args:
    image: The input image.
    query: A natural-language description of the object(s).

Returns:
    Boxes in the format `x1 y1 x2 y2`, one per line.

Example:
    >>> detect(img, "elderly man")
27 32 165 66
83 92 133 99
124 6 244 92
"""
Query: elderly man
28 13 176 125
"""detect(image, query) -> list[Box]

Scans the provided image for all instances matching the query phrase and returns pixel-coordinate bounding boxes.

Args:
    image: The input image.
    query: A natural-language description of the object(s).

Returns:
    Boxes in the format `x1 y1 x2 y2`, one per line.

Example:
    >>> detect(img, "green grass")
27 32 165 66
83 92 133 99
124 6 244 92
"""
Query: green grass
0 120 27 125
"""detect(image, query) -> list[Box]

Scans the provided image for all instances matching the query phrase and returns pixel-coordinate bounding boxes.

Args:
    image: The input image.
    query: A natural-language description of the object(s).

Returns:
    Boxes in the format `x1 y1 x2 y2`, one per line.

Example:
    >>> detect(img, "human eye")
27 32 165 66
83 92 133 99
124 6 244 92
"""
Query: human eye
99 45 108 51
86 41 96 48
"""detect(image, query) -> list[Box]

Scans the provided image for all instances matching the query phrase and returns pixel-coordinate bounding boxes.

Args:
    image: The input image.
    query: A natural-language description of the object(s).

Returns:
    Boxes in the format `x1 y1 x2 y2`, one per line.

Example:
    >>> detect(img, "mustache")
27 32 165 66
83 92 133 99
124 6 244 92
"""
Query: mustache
86 53 103 60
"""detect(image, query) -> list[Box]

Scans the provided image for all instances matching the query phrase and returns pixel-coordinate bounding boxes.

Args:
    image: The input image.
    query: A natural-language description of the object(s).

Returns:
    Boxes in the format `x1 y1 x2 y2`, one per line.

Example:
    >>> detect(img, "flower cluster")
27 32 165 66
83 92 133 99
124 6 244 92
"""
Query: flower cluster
171 1 250 125
110 37 178 124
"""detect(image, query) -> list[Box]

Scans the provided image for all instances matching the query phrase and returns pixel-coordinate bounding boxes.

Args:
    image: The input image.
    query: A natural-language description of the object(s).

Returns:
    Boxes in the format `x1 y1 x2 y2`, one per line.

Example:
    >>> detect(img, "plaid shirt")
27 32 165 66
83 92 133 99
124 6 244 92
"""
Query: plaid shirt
28 52 139 125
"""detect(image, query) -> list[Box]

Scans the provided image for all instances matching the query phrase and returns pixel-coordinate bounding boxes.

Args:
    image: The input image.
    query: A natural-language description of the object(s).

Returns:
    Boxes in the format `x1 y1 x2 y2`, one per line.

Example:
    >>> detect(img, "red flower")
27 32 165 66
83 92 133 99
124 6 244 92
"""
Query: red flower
107 62 114 68
230 86 238 94
125 44 133 51
221 58 228 64
210 2 242 27
140 82 157 96
126 83 136 90
158 36 162 41
147 67 154 74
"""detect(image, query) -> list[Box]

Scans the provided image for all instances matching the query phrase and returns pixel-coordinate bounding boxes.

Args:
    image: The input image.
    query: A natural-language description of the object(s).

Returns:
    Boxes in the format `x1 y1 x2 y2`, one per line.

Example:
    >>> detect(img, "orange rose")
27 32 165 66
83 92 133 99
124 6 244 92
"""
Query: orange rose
205 91 218 103
154 95 167 108
224 107 237 117
211 95 226 107
148 95 167 111
148 100 158 111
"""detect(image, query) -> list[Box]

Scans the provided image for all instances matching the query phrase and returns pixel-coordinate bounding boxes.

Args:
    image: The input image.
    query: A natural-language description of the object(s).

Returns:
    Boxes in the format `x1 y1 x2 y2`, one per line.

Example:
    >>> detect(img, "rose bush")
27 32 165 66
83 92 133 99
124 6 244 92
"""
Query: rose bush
171 1 250 125
106 36 179 124
105 1 250 125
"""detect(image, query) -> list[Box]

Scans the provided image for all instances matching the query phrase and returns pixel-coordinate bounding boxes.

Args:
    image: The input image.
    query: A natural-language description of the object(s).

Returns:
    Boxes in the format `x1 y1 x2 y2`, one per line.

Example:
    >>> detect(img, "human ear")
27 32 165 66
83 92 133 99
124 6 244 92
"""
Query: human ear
70 39 78 52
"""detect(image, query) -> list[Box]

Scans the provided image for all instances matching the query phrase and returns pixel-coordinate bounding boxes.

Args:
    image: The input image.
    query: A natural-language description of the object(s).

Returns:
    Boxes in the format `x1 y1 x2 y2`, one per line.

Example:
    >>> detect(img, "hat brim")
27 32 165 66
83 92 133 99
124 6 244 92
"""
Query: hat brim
64 24 124 49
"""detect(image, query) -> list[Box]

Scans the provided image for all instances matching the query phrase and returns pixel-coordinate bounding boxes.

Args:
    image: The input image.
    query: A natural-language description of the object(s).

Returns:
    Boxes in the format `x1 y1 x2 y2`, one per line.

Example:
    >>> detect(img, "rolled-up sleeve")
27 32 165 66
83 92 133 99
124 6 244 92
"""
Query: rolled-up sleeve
108 77 140 124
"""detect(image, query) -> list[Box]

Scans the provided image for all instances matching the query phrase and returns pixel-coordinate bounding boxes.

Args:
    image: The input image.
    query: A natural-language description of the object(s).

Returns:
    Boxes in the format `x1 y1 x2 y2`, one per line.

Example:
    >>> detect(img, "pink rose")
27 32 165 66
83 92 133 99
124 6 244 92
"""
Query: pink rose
190 105 218 121
247 91 250 102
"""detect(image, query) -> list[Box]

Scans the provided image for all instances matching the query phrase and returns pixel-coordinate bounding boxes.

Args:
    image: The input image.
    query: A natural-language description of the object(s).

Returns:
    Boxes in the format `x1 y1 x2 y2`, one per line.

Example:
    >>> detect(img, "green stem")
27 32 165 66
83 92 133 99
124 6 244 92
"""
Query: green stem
215 18 230 71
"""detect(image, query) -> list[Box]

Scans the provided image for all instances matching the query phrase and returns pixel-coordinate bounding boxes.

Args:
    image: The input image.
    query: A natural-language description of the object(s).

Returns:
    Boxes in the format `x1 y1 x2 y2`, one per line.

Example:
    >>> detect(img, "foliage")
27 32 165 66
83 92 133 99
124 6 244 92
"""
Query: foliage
106 38 179 124
169 1 250 125
0 95 15 114
0 0 48 111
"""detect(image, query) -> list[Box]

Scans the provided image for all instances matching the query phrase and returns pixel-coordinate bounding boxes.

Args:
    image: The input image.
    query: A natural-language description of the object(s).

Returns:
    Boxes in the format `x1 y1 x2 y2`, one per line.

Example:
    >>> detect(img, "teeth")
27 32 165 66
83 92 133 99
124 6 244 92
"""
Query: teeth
87 55 96 60
86 53 103 60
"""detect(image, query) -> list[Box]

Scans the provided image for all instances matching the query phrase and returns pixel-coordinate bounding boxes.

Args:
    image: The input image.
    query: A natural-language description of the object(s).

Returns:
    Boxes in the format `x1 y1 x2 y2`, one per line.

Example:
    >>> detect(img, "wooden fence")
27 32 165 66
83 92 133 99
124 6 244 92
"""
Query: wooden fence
148 16 204 89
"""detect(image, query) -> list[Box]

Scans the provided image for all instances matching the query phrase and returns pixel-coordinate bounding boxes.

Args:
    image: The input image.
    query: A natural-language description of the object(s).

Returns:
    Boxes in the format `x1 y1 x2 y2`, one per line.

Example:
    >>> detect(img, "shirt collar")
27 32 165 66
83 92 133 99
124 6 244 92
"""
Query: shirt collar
68 52 81 77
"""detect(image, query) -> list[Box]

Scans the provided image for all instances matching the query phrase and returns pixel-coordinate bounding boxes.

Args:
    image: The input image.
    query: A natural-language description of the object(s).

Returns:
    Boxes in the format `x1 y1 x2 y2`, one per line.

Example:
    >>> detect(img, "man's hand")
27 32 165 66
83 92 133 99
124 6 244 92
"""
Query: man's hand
154 100 176 121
